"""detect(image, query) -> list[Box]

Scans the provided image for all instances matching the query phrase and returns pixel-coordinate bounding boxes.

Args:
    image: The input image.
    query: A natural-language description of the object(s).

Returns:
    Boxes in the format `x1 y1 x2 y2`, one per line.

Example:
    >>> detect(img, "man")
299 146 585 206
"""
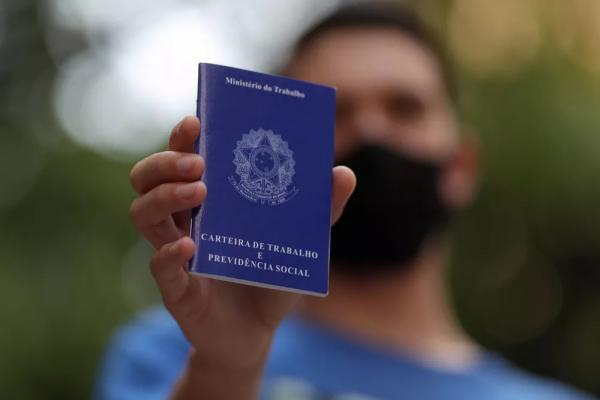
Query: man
96 3 594 399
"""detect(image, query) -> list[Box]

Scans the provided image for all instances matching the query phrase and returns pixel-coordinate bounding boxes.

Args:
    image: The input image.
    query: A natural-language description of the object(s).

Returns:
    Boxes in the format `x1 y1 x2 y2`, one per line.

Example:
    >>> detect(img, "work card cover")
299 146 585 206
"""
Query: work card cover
189 63 336 296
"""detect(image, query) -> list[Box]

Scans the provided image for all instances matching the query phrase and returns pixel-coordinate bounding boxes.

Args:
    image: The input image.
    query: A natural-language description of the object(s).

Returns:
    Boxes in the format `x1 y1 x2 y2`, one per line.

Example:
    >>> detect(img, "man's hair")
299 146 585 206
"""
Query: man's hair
291 2 457 103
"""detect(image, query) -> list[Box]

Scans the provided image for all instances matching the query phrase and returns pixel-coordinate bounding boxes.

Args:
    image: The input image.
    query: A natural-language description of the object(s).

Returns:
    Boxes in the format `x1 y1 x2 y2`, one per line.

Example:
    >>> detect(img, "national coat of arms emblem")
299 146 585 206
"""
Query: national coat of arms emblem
229 128 299 205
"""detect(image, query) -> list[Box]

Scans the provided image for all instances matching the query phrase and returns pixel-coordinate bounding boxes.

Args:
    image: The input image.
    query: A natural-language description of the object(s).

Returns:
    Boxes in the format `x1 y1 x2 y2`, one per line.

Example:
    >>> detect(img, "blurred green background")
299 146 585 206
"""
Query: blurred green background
0 0 599 398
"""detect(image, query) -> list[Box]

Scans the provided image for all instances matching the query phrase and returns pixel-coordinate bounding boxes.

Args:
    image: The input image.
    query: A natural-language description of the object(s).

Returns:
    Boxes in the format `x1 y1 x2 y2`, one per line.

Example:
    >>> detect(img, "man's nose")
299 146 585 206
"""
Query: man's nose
351 106 393 143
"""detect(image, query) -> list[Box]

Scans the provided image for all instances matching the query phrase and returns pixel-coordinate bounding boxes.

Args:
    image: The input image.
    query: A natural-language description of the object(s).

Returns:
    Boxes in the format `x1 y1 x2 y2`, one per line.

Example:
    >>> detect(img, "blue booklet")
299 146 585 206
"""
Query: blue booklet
189 63 336 296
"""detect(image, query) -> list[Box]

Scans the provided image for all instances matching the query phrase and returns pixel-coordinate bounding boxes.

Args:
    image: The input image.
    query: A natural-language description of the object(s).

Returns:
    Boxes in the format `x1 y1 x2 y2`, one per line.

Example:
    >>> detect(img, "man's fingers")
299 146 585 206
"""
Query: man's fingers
331 165 356 225
173 209 192 234
169 116 201 153
150 237 196 305
130 151 205 194
130 181 207 244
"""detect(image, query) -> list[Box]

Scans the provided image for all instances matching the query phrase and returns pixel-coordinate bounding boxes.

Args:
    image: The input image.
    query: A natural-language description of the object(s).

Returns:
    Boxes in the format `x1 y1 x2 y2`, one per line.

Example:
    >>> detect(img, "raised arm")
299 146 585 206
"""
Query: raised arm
128 116 355 399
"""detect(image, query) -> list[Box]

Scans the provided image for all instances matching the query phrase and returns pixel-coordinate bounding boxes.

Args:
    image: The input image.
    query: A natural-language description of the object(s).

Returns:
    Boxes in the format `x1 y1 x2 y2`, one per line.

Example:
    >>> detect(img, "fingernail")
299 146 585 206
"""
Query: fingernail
177 156 197 174
176 182 199 199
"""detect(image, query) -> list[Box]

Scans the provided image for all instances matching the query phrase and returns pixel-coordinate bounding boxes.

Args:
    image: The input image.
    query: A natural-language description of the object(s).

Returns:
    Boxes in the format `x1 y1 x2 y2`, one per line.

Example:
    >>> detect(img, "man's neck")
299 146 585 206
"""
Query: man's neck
299 241 480 371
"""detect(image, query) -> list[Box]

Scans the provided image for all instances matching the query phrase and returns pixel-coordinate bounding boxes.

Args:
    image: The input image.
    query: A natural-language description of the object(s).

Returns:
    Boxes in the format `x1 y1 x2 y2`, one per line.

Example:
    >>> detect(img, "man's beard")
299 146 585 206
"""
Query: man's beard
330 144 451 275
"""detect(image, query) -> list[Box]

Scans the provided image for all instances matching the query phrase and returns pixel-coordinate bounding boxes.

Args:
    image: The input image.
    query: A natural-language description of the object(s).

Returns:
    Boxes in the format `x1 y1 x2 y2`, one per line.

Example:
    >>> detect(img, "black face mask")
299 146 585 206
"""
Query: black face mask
330 144 450 274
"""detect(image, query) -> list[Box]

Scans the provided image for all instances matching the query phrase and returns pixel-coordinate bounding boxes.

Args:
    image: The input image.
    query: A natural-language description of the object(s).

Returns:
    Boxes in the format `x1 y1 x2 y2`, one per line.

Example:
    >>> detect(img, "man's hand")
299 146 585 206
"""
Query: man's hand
128 116 355 399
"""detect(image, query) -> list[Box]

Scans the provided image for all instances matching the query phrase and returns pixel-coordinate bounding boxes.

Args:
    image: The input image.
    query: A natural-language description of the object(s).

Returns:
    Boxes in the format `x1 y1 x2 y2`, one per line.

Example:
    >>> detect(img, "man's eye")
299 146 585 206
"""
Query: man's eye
388 94 425 120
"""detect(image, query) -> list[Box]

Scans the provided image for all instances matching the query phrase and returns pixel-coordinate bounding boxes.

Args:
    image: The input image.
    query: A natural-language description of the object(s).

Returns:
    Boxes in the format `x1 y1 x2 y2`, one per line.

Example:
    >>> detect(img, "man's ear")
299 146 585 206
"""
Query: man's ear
439 130 481 210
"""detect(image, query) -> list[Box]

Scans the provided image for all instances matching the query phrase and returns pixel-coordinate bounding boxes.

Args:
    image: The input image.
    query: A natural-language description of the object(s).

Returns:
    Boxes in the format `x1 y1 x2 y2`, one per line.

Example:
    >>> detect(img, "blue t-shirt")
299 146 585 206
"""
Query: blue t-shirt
94 307 594 400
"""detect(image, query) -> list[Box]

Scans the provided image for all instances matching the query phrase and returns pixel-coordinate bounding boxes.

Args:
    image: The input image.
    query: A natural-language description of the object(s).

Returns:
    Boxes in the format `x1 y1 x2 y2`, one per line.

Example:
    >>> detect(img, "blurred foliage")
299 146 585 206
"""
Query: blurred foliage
450 56 600 392
0 0 599 399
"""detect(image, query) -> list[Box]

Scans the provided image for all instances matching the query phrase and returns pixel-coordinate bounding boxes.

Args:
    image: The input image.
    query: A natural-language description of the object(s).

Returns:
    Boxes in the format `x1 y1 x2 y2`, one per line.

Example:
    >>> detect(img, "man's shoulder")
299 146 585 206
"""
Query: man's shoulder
264 318 595 400
116 306 183 339
94 307 190 400
110 306 190 362
477 355 595 400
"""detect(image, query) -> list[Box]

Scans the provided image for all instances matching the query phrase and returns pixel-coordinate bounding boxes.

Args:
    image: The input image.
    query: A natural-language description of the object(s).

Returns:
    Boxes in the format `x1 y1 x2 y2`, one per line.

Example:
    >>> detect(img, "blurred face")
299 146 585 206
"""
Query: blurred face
286 27 460 166
286 27 478 271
